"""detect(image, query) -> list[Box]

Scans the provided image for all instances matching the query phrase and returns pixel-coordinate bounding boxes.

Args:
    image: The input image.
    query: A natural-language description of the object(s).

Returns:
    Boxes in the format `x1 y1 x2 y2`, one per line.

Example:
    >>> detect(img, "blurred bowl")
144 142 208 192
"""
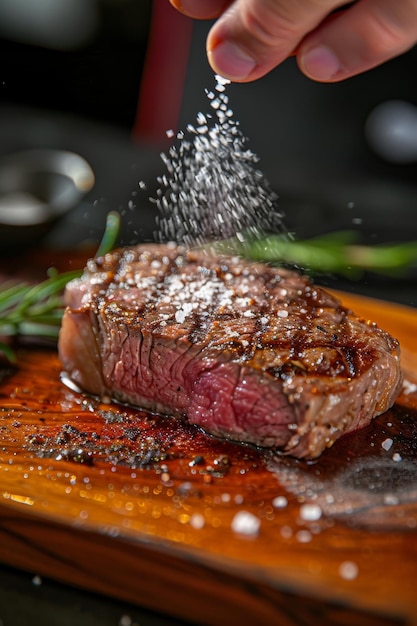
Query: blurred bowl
0 149 95 248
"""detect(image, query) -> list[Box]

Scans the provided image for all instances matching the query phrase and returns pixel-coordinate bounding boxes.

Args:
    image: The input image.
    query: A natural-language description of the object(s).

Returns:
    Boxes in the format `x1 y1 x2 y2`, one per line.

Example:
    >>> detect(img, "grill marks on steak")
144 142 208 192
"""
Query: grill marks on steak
58 244 403 459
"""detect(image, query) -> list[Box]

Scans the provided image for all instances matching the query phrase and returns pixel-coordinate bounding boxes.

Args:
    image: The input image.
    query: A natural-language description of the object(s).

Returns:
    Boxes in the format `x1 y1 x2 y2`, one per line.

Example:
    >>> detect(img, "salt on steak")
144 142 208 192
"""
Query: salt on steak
58 243 402 459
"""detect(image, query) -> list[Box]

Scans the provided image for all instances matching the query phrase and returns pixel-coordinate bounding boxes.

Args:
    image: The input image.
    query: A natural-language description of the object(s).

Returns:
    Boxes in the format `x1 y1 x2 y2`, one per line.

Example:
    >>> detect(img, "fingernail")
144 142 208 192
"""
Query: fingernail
208 41 256 81
300 46 341 81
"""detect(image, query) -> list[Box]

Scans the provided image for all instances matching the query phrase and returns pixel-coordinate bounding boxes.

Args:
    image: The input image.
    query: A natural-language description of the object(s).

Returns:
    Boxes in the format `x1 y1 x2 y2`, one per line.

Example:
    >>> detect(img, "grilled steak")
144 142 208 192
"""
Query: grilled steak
58 243 402 459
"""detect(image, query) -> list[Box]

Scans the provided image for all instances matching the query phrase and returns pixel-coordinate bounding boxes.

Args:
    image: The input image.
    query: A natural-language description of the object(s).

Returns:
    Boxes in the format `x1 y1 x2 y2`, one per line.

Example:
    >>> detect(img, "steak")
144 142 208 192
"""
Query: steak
58 243 402 459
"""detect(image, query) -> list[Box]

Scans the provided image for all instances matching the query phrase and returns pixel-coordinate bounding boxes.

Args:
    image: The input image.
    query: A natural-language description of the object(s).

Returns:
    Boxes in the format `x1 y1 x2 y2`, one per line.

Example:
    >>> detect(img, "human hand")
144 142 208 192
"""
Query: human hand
170 0 417 82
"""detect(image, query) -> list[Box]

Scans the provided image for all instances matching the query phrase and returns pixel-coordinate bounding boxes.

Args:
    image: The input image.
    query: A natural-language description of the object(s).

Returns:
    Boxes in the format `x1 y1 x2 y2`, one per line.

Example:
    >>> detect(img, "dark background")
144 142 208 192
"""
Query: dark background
0 1 416 624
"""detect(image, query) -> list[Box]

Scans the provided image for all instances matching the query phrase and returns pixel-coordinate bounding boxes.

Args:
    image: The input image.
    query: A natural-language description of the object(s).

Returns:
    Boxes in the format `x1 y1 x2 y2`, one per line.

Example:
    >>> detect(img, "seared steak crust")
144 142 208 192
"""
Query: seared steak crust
58 244 402 459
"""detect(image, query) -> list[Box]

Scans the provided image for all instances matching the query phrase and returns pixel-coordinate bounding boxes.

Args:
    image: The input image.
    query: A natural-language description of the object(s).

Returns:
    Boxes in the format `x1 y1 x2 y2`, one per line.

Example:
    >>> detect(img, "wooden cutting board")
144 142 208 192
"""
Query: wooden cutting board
1 291 417 626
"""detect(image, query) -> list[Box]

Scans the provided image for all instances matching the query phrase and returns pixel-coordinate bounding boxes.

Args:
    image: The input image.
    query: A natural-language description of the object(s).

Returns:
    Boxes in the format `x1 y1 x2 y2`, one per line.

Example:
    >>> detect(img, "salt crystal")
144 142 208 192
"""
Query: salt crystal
296 529 312 543
175 309 186 324
403 379 417 395
393 453 402 462
299 503 322 522
190 513 205 529
231 510 261 536
381 437 393 451
383 494 399 506
339 561 359 580
278 310 289 318
272 496 288 509
280 525 293 539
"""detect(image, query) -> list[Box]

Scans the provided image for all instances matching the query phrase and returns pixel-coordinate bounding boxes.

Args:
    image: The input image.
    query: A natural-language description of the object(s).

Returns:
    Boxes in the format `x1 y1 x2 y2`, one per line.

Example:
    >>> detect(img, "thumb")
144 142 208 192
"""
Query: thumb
206 0 340 82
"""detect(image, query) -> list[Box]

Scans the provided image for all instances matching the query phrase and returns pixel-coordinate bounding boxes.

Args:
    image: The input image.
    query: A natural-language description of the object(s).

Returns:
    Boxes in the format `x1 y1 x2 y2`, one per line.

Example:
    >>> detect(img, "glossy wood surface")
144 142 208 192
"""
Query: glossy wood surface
1 290 417 625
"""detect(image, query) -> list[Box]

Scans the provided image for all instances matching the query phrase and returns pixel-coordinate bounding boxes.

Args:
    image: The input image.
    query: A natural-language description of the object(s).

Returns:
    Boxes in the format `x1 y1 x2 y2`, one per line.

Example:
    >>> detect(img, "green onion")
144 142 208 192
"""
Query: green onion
230 230 417 278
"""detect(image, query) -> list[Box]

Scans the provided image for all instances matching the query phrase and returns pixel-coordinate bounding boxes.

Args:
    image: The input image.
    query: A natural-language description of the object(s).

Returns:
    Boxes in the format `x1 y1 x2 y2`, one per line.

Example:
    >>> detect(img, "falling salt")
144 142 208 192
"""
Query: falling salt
393 453 402 462
231 510 261 536
339 561 359 581
32 575 42 586
153 74 285 248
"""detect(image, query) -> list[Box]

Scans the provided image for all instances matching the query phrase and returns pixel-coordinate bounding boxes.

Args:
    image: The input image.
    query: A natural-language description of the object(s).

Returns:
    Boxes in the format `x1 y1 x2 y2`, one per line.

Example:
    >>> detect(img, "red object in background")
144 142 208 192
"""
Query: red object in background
133 1 193 146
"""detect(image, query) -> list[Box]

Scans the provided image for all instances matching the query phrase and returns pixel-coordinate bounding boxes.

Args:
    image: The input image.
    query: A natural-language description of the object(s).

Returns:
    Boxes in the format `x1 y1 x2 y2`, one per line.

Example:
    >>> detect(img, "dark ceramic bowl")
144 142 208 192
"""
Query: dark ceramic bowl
0 149 95 248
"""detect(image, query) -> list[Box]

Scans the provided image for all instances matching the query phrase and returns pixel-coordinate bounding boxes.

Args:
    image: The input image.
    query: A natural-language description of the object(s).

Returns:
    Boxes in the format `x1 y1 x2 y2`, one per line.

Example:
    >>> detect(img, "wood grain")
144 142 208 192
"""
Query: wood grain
1 292 417 625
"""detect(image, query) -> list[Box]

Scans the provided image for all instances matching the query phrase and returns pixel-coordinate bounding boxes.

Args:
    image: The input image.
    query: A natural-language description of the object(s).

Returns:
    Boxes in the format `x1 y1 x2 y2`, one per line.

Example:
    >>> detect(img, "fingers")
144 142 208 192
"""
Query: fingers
205 0 347 82
171 0 417 83
298 0 417 82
